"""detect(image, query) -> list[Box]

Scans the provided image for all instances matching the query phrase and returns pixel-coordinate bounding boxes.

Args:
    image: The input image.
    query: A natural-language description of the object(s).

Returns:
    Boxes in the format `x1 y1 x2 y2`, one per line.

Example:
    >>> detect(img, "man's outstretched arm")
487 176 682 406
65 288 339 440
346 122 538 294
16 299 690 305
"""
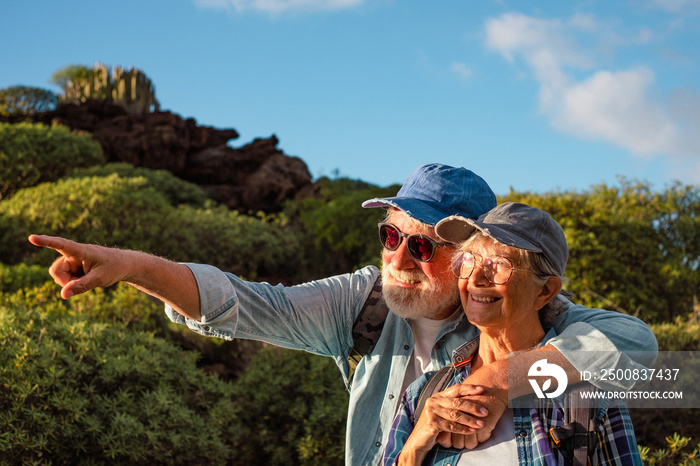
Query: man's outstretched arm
28 234 201 320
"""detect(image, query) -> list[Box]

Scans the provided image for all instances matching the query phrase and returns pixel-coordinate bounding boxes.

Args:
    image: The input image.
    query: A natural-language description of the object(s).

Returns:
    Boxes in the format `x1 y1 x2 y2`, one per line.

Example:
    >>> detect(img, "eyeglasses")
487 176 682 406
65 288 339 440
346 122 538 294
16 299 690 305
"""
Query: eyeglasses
378 222 450 262
451 251 530 285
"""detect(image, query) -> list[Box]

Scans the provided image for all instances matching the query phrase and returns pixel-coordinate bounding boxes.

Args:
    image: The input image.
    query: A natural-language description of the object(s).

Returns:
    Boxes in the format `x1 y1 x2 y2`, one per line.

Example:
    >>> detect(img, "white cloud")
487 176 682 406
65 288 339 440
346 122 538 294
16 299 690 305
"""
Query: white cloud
193 0 364 14
550 68 679 156
485 13 595 70
450 62 473 80
485 12 700 176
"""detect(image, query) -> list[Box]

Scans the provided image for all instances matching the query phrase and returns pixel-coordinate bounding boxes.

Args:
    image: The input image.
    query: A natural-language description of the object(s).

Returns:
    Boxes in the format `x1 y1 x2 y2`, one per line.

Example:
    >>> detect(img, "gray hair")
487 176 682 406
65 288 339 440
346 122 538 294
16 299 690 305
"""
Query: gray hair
382 207 434 233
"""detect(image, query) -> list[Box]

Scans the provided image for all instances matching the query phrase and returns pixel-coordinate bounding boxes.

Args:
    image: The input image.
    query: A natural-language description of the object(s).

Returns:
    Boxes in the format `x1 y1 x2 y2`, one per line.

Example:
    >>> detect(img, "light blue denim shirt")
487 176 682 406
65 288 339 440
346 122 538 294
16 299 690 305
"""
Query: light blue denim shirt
165 264 658 466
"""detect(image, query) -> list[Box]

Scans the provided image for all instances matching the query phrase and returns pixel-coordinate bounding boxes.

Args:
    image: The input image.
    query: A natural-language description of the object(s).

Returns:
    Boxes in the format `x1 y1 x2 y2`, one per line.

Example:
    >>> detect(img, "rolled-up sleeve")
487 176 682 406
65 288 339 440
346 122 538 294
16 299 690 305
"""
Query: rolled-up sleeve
164 262 380 360
164 263 240 340
549 302 659 390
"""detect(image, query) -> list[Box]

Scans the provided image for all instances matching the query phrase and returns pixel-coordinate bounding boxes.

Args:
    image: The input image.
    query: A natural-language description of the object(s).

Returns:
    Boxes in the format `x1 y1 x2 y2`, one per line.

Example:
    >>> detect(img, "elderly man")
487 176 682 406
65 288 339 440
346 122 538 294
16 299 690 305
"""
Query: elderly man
29 163 657 466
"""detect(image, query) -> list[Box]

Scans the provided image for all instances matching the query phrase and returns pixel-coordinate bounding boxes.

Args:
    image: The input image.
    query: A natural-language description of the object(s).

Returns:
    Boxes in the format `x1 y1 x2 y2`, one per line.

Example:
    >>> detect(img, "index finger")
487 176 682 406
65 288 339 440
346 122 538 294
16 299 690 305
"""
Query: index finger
28 234 80 256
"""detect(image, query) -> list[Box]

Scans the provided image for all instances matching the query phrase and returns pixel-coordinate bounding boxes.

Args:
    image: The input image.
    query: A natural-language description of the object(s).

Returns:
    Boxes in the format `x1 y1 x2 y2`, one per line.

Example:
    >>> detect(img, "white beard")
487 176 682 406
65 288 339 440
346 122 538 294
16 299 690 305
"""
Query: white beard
381 263 460 320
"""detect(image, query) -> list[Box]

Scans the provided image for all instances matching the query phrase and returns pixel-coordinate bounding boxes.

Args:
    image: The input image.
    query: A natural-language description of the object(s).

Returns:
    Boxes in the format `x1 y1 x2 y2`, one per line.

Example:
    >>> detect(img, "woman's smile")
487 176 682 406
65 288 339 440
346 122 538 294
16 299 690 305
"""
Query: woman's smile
468 293 501 304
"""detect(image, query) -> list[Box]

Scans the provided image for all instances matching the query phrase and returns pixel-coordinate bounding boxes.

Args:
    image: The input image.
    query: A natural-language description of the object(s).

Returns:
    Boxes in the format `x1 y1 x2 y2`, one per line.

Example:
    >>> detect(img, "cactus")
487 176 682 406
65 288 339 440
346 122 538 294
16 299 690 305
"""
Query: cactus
57 62 160 114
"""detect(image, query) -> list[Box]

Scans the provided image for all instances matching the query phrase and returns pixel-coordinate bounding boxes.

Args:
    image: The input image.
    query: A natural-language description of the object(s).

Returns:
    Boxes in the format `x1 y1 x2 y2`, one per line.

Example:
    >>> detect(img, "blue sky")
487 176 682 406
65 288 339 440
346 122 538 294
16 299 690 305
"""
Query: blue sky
1 0 698 196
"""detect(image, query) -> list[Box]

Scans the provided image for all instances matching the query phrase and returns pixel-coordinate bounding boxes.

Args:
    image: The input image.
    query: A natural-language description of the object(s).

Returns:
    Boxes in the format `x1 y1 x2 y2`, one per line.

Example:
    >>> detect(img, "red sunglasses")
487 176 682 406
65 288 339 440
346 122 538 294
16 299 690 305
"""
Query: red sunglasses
378 222 451 262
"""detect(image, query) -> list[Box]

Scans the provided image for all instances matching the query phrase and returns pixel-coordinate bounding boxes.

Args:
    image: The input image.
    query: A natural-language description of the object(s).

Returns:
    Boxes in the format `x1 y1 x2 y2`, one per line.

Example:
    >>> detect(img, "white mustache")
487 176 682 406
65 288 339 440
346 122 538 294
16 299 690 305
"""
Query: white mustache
384 264 427 285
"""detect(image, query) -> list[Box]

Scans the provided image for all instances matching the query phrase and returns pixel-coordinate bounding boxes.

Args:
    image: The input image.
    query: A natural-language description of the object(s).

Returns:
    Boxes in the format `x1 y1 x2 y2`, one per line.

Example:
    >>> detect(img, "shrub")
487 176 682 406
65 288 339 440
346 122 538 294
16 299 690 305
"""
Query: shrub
0 284 348 465
0 211 30 264
67 163 209 207
226 347 348 465
0 303 239 465
638 433 700 465
0 174 174 263
651 312 700 352
284 177 400 279
0 263 52 293
0 174 306 282
0 122 104 199
162 206 304 281
0 281 164 335
631 312 700 449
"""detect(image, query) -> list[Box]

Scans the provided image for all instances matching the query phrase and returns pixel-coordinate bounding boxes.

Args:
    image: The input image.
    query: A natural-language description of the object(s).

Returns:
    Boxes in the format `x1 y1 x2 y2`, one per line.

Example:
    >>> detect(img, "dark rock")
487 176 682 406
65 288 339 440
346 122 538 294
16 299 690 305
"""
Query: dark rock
26 100 314 212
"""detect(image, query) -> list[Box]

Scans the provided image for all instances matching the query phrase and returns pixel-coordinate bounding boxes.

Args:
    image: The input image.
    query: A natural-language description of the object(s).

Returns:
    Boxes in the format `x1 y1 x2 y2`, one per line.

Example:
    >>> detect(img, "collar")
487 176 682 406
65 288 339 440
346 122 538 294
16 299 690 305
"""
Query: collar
450 327 559 369
451 335 480 369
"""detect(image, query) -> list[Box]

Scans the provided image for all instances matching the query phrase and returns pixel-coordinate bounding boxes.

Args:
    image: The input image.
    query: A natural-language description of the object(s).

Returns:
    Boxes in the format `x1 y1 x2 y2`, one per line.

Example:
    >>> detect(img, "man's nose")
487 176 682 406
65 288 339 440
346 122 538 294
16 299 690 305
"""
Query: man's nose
387 239 416 270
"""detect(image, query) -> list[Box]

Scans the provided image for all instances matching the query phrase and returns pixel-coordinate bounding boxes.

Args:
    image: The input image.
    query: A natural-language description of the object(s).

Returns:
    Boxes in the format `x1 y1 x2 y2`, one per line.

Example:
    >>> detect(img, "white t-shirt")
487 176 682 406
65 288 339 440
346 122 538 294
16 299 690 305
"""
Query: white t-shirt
402 317 448 396
456 408 518 465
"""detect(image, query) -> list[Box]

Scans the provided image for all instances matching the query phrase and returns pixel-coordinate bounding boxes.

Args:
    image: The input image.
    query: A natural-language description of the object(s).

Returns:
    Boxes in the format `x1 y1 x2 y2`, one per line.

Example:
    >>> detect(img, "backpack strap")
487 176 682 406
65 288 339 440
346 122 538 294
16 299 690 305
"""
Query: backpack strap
414 338 478 420
414 365 456 421
549 384 605 466
347 275 390 384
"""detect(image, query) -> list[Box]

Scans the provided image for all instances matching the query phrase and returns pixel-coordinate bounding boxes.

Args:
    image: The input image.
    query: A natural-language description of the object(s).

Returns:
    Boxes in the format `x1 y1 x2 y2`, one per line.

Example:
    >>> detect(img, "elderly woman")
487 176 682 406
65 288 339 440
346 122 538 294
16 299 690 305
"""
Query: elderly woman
383 202 641 466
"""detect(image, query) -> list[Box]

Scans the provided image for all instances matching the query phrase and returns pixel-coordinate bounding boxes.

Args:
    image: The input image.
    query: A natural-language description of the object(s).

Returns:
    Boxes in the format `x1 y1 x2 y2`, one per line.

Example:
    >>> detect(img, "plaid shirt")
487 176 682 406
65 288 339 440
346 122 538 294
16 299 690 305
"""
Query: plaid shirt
383 335 642 466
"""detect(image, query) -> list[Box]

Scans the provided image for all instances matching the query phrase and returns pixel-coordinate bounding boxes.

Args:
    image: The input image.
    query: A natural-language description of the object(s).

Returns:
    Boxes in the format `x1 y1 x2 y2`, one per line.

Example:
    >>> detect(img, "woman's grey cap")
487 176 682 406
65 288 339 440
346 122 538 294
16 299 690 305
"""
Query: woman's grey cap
435 202 569 276
361 163 497 226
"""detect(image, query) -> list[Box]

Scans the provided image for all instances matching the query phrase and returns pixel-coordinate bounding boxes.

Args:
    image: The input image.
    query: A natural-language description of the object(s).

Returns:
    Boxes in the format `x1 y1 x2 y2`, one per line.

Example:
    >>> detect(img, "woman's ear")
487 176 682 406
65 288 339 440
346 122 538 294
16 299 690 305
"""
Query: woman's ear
535 276 562 310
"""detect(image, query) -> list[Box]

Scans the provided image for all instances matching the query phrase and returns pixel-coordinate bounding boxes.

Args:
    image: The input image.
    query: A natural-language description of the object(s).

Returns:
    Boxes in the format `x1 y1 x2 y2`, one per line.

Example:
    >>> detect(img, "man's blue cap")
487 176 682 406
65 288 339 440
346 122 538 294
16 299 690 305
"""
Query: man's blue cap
362 163 497 226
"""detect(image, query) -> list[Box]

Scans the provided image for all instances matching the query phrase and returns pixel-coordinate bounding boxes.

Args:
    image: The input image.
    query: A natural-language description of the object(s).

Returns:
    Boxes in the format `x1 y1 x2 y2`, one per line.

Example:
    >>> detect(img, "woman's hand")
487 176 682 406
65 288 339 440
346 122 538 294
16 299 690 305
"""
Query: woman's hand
438 361 510 450
437 386 508 450
397 384 488 465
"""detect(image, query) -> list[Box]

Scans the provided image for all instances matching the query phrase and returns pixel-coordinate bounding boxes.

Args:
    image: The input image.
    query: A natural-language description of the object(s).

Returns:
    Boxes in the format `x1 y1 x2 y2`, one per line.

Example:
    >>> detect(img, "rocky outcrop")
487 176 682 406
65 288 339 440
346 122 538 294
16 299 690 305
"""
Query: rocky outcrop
31 100 315 212
186 136 315 211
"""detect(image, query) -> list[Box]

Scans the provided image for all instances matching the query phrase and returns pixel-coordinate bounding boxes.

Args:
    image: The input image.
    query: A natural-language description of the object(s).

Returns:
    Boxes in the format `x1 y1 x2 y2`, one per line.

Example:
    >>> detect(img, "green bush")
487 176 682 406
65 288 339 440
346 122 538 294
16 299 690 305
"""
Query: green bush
226 347 348 466
0 278 260 382
0 211 30 264
0 174 174 263
0 122 104 199
285 177 399 279
0 263 50 293
0 283 348 465
632 312 700 450
0 174 306 281
155 205 303 281
639 433 700 465
0 304 239 465
67 163 209 208
0 281 164 335
651 313 700 352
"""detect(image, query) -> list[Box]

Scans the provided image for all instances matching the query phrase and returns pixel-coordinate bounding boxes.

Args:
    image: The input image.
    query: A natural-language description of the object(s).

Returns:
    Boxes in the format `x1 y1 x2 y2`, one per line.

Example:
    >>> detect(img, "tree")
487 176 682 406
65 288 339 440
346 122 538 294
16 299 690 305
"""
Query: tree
504 179 700 323
50 64 94 102
0 86 58 116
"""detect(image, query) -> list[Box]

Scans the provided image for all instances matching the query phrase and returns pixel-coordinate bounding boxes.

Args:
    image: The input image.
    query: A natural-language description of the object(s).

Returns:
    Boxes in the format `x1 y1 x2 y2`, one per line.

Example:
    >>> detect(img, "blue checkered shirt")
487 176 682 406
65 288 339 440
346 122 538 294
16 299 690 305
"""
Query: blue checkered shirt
383 335 642 466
